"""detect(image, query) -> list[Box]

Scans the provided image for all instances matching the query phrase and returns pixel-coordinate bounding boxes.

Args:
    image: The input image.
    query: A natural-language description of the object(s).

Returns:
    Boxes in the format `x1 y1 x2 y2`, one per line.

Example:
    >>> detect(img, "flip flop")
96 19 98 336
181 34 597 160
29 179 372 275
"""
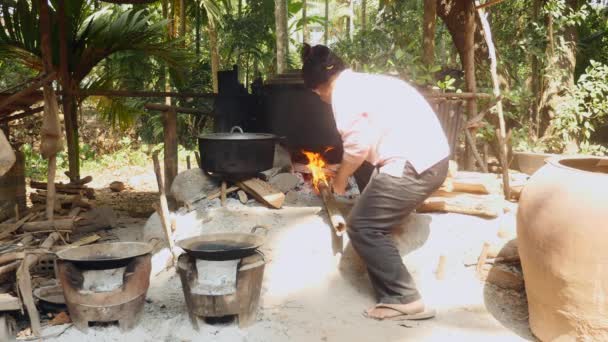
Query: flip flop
362 304 436 321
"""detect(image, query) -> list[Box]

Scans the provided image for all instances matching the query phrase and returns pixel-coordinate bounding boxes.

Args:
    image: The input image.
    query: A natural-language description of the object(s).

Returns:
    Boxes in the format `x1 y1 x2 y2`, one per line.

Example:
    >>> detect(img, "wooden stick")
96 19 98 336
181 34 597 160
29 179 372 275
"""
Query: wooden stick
152 152 176 265
318 182 346 236
477 242 491 274
220 181 227 207
475 0 507 10
208 186 238 200
194 151 201 169
435 255 447 280
186 155 191 170
46 155 57 221
69 175 93 185
0 212 36 240
464 128 489 173
145 103 213 116
0 72 55 110
17 232 60 336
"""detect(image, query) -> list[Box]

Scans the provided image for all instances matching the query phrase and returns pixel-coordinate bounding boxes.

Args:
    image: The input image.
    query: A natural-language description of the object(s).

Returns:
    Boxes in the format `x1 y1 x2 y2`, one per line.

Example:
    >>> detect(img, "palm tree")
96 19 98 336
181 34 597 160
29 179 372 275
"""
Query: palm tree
0 0 189 181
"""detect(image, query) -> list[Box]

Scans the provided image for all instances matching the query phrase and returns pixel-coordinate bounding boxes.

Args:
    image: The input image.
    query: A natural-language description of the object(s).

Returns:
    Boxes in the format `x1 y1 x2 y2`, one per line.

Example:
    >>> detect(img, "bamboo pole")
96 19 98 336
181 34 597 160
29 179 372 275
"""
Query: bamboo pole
463 0 478 171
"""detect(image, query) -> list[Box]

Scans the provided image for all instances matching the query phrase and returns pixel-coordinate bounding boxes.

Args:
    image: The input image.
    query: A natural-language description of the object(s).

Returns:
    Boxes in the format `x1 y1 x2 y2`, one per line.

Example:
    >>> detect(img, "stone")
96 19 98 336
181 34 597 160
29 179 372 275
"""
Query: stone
273 144 293 173
170 168 218 206
269 173 300 193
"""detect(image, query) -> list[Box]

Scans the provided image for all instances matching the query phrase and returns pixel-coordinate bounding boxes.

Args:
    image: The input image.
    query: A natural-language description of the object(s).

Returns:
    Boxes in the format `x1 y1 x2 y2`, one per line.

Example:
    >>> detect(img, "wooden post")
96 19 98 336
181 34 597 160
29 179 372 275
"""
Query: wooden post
463 0 478 171
163 109 178 196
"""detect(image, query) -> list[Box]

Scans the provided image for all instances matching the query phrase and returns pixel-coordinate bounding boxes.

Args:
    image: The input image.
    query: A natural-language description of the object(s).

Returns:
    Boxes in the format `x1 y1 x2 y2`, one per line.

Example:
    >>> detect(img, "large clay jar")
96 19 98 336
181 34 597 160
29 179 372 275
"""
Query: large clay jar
518 157 608 341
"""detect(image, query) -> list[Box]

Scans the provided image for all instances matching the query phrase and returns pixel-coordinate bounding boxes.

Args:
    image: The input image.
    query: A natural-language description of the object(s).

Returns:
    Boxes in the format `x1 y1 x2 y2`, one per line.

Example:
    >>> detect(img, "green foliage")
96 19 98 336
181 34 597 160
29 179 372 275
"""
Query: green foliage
549 61 608 154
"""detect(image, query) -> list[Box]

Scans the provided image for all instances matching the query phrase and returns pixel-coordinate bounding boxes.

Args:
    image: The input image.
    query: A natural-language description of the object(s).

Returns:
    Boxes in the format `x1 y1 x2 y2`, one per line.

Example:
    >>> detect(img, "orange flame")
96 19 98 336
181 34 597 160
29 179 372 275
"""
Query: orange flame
303 150 329 191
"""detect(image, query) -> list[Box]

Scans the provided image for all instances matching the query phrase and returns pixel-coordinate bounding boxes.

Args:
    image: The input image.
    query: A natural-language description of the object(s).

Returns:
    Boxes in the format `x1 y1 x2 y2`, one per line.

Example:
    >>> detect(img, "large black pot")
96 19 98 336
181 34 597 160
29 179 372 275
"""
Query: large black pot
198 126 279 179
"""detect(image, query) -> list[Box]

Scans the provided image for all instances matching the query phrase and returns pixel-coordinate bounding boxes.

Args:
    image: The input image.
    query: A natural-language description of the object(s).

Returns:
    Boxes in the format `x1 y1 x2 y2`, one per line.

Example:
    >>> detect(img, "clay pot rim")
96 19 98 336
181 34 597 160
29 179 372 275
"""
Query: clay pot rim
547 156 608 175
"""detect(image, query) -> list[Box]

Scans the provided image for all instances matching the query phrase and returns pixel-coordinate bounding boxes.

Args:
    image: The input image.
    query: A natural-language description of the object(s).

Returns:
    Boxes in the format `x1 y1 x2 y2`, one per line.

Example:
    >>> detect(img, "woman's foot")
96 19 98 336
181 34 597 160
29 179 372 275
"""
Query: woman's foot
364 299 432 320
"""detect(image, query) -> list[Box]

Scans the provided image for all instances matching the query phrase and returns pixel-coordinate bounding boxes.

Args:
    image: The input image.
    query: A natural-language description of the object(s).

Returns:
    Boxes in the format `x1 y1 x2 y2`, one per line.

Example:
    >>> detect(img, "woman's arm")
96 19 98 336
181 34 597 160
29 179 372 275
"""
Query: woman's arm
332 114 373 194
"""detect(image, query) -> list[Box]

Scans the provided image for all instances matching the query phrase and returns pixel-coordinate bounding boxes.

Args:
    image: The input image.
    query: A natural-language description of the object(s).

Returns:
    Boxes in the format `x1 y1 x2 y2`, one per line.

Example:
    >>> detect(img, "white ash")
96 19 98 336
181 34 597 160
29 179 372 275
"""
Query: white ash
80 267 126 293
191 259 240 295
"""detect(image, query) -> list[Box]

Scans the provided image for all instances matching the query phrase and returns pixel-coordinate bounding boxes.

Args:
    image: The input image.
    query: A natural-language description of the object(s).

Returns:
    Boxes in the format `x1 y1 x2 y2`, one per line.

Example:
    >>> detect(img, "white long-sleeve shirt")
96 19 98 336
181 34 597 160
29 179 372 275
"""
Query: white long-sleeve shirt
331 69 450 177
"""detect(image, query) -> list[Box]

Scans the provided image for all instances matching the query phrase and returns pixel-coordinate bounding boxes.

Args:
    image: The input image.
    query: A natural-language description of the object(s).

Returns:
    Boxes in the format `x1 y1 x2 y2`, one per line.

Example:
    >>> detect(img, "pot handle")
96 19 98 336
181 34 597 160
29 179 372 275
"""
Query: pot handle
250 225 269 236
230 126 244 134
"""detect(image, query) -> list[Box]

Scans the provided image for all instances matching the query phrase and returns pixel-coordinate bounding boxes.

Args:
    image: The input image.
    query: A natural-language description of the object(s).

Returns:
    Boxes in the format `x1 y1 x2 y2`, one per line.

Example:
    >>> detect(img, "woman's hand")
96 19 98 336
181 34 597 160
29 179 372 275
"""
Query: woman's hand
331 175 348 195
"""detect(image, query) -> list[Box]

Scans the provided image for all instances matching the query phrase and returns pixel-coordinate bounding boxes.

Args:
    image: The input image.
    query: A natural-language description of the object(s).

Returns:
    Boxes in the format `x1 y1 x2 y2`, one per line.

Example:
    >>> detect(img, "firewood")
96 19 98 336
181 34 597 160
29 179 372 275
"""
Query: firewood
207 186 239 200
17 232 60 336
318 182 347 235
237 190 248 204
0 212 36 240
237 178 285 209
417 192 502 218
69 175 92 186
30 181 94 198
21 219 74 232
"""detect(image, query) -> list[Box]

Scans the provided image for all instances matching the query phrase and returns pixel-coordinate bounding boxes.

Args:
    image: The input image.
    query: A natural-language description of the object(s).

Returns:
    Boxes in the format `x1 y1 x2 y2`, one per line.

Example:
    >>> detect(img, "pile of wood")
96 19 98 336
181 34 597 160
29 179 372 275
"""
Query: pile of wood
29 175 95 212
0 174 118 337
416 161 528 218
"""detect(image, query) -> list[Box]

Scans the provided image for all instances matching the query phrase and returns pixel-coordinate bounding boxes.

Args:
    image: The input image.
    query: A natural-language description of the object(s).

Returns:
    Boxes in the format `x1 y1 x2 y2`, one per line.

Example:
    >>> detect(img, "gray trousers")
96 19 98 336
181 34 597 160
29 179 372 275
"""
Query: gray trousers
348 158 448 304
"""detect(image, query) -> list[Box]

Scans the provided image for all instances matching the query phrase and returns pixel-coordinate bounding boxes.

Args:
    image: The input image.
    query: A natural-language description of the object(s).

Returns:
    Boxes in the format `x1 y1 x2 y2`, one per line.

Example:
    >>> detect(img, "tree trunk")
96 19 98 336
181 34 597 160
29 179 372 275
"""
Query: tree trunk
463 0 477 171
179 0 186 38
436 0 489 67
195 4 201 55
303 0 309 43
324 0 330 44
361 0 367 31
347 0 354 39
423 0 437 66
63 91 80 181
275 0 288 73
538 0 579 139
531 0 543 137
208 21 220 93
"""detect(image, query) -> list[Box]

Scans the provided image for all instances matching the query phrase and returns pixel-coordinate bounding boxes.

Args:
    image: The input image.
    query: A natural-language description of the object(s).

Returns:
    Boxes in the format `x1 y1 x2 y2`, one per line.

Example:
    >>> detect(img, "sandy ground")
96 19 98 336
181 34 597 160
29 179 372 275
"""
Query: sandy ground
33 173 535 342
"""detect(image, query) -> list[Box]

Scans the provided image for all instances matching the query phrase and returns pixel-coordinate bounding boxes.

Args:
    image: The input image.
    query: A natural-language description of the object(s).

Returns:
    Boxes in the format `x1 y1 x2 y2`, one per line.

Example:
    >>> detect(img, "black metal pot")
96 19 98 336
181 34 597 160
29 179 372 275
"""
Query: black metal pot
198 126 280 179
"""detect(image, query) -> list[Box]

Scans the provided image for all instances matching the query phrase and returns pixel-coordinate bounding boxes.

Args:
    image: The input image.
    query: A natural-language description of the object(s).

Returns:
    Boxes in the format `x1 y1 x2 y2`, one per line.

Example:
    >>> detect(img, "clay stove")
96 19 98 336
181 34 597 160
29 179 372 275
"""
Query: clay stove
177 251 265 329
55 242 152 332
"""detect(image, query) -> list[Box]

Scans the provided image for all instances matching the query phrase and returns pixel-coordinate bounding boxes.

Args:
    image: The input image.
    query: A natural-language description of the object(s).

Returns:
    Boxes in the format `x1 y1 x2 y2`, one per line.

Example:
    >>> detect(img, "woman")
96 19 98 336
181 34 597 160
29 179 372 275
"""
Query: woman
301 44 450 321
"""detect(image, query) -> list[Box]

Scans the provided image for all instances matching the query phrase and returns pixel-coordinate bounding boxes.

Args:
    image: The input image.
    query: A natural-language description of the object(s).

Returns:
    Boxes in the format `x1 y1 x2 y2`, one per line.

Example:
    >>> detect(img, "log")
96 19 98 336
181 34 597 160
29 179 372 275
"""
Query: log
238 190 248 204
17 232 60 336
30 181 94 198
208 186 238 201
417 192 502 218
237 178 285 209
22 219 74 232
318 182 347 235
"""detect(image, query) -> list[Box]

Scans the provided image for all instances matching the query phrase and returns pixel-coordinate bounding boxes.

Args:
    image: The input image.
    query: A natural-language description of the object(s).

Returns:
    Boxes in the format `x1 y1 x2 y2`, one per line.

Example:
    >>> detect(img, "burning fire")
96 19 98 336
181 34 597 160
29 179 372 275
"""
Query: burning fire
302 150 330 191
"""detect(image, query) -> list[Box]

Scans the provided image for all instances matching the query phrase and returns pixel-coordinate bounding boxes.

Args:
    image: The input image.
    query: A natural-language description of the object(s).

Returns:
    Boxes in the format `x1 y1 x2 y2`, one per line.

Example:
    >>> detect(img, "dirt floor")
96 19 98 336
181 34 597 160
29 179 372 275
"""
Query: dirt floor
34 164 533 342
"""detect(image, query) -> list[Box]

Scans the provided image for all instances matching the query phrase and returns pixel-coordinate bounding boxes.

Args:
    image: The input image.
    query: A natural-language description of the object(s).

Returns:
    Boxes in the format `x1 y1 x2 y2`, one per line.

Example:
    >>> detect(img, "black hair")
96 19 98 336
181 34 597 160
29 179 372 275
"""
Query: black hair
301 44 347 89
